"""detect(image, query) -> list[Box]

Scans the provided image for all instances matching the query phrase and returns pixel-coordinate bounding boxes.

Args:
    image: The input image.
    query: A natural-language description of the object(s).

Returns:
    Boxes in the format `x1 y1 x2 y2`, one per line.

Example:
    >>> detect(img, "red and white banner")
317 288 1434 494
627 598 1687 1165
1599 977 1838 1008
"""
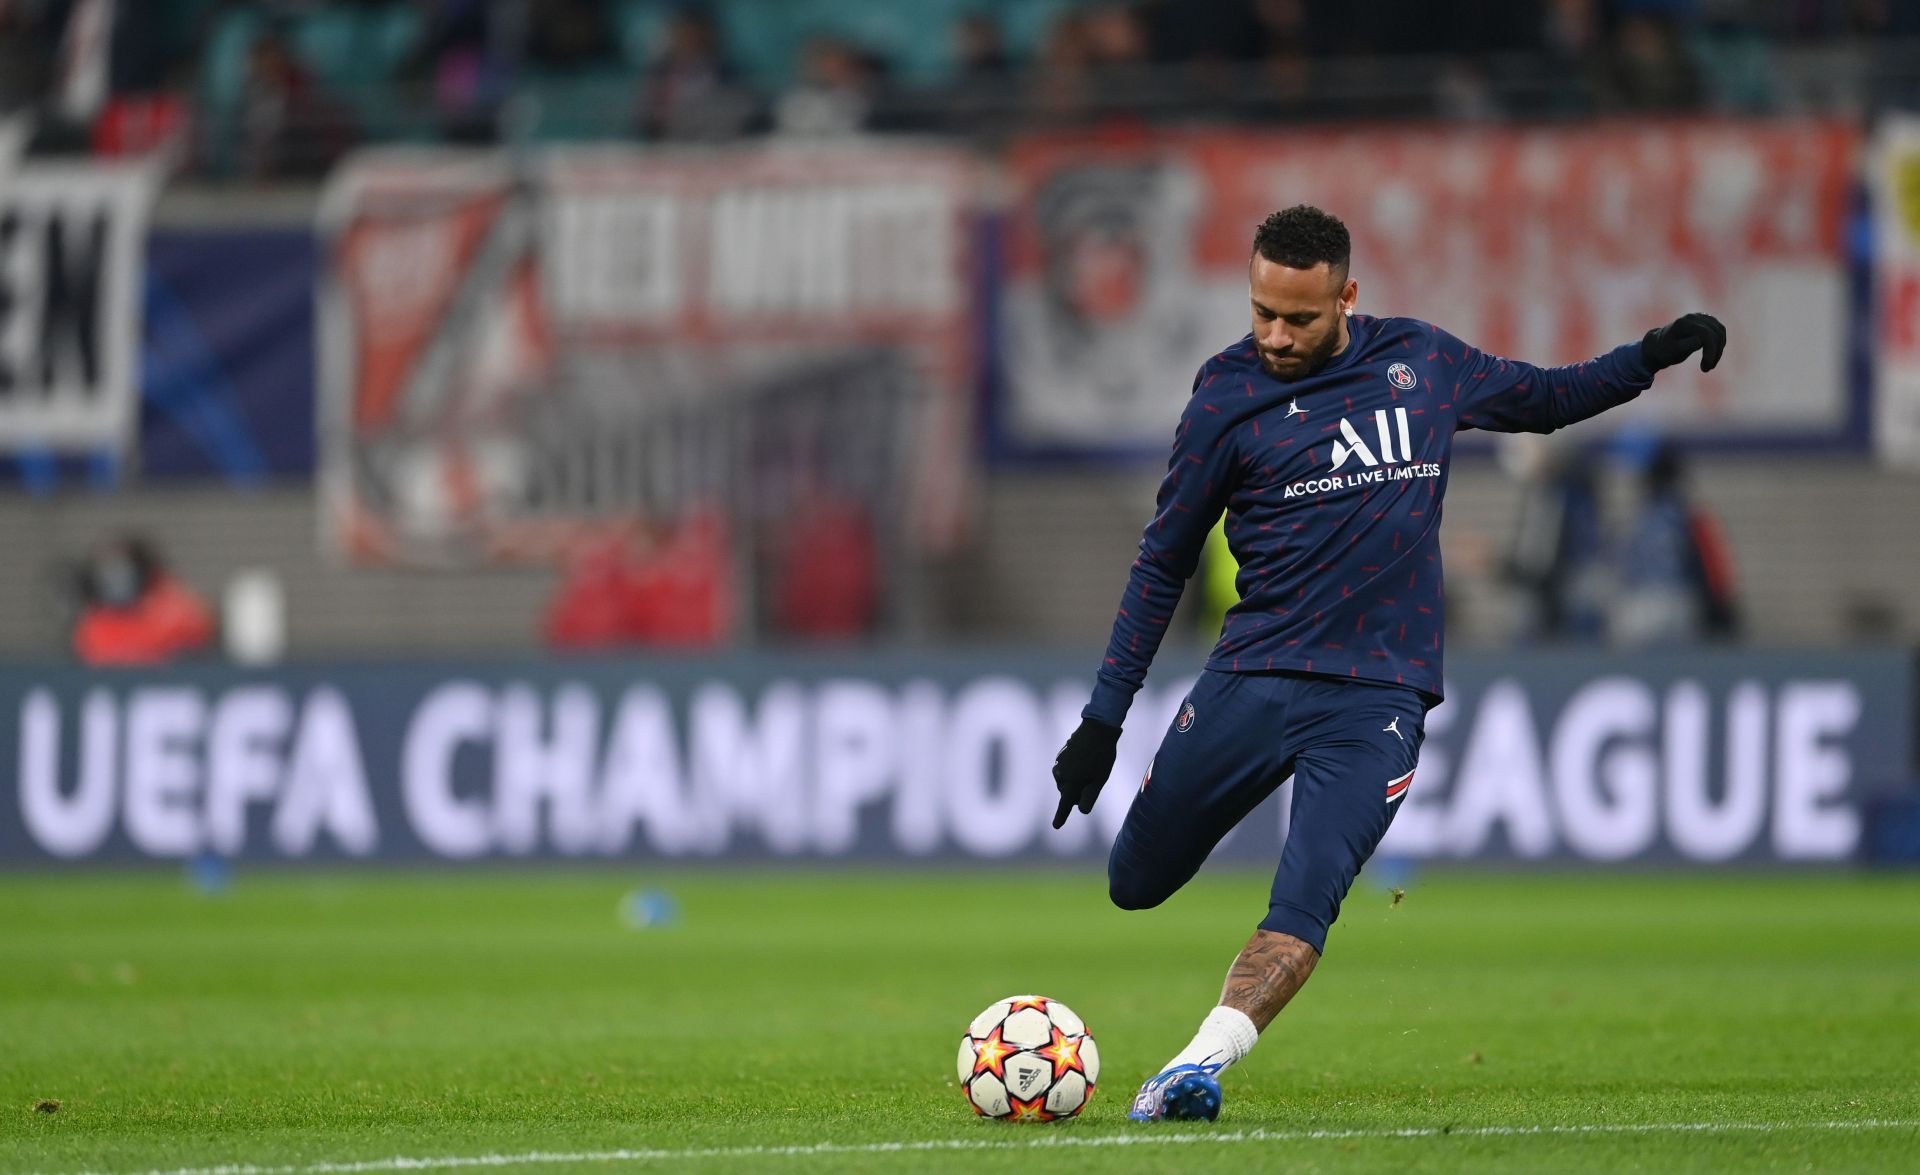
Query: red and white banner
1003 121 1858 448
319 145 977 566
1873 114 1920 469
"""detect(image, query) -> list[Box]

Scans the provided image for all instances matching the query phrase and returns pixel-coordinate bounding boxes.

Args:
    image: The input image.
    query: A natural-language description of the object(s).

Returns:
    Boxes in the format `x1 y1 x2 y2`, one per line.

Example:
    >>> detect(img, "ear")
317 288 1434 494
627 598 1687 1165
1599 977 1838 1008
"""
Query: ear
1340 278 1358 315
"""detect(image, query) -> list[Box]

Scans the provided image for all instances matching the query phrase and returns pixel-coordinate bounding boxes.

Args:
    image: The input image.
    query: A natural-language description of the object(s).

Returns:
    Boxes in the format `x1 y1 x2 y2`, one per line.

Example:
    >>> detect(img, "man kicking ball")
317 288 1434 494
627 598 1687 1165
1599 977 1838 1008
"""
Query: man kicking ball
1049 204 1726 1122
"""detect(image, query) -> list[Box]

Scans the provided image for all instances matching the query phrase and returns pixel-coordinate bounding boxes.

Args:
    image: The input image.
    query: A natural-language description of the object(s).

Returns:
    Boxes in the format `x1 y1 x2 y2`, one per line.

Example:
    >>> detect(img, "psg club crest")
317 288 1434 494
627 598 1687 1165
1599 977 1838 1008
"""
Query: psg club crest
1175 699 1196 733
1387 362 1418 391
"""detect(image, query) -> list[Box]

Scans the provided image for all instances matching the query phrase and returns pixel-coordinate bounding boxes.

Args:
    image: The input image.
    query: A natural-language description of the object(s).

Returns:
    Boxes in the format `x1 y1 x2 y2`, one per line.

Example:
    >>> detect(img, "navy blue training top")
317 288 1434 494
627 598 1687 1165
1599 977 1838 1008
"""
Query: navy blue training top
1084 313 1656 727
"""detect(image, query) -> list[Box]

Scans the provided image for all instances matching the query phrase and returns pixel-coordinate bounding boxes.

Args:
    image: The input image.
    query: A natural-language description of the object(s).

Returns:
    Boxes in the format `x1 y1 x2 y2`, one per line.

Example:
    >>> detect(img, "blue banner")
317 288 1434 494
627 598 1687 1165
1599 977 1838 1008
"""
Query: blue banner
0 227 316 489
1 648 1911 867
141 228 315 481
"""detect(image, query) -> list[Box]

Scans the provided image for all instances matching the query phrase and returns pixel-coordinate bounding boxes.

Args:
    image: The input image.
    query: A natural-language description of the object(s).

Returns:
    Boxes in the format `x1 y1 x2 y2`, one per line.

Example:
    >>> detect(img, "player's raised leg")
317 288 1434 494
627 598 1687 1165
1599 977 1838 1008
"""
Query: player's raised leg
1105 670 1293 915
1131 680 1425 1123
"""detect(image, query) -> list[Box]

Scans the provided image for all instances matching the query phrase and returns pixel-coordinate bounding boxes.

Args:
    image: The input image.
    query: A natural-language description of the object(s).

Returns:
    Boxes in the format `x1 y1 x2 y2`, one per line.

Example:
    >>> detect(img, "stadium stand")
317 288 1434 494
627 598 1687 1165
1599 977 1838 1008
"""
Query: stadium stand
2 0 1918 658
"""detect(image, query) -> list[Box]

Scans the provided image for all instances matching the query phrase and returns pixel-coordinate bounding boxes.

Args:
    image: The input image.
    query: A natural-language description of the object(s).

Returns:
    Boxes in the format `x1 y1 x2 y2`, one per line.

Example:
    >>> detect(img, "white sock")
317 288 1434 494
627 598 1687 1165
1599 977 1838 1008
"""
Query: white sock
1160 1005 1260 1076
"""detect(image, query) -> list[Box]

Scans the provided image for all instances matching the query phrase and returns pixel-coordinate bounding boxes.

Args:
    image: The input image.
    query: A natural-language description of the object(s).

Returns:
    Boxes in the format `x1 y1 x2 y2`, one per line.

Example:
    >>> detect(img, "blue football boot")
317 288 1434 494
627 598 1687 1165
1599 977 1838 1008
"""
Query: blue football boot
1126 1063 1223 1122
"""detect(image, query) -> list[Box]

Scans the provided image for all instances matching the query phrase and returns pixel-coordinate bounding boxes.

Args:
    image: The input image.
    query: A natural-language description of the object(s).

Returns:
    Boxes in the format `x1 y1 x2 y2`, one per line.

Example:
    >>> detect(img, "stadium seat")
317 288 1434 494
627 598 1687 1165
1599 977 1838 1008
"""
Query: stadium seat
286 9 368 88
990 0 1084 64
768 0 967 86
613 0 667 69
195 7 263 172
366 4 427 80
713 0 807 90
514 71 636 142
198 6 262 120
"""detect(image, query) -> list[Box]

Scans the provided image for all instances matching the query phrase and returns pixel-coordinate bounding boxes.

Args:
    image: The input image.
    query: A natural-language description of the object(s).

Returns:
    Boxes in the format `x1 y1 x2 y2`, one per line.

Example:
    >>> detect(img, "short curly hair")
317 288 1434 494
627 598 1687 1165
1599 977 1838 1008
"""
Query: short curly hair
1251 205 1350 276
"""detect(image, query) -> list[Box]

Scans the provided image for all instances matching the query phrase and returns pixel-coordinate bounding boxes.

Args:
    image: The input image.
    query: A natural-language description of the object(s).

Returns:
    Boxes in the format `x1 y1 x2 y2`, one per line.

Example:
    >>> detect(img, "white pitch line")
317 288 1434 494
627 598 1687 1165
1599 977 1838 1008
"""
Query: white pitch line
41 1118 1920 1175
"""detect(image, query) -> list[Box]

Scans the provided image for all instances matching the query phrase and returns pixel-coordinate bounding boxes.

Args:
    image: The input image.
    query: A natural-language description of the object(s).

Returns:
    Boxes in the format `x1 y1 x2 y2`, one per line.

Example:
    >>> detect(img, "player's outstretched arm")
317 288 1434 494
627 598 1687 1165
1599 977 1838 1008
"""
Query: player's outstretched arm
1448 312 1727 435
1640 312 1727 373
1053 373 1240 829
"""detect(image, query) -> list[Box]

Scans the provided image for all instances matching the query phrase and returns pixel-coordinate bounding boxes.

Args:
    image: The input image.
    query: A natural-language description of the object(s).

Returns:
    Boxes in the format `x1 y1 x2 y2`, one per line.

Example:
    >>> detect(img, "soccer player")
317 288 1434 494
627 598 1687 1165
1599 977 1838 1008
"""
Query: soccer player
1049 205 1726 1123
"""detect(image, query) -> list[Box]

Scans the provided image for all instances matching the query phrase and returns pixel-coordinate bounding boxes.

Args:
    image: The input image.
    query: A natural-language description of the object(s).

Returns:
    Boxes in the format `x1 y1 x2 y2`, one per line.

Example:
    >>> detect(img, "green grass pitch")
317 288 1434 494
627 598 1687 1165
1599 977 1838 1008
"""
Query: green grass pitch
4 867 1918 1173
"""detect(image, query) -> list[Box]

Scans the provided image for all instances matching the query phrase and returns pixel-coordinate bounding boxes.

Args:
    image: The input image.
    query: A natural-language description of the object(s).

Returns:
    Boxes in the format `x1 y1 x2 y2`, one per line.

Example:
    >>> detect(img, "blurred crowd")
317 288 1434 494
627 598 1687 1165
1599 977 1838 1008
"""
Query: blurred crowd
3 0 1919 176
1484 434 1742 650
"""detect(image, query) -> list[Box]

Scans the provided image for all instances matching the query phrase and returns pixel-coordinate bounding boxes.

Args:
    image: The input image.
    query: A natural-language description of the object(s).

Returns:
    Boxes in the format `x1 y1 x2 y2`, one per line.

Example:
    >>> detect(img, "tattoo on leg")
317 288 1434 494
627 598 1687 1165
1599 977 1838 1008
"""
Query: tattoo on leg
1220 929 1320 1032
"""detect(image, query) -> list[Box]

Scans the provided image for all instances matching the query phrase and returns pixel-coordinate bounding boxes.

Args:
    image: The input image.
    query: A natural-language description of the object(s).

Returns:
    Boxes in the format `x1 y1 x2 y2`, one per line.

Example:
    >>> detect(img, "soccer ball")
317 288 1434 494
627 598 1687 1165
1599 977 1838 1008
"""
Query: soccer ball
956 994 1099 1121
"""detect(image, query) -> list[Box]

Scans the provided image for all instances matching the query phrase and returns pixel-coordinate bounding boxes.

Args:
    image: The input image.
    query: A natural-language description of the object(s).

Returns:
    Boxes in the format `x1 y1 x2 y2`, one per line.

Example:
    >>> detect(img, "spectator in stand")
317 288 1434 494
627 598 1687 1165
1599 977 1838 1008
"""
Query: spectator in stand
255 1 372 16
1610 441 1741 647
1027 5 1155 127
1435 55 1504 121
1600 11 1702 110
70 534 215 667
926 10 1012 133
1854 0 1920 109
1084 1 1155 116
1496 436 1610 645
0 0 100 143
774 37 881 137
1689 0 1776 112
1245 0 1313 120
525 0 617 71
635 4 757 141
402 0 504 143
771 493 878 639
1027 10 1096 126
1855 0 1920 35
1136 0 1261 67
108 0 180 96
1438 0 1548 57
239 24 354 178
953 11 1010 79
543 511 733 650
1541 0 1605 113
1083 4 1151 75
0 0 61 115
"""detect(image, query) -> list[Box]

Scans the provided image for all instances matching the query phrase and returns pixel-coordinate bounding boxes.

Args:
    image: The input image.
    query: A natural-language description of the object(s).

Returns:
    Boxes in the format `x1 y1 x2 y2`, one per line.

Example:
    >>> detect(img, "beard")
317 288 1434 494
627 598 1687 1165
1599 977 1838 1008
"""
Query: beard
1258 328 1343 383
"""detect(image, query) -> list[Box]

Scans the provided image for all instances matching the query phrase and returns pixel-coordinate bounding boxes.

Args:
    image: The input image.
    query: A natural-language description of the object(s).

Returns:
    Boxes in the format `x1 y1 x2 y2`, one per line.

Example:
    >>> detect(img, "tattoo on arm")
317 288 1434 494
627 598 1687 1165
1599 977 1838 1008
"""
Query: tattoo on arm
1220 929 1320 1032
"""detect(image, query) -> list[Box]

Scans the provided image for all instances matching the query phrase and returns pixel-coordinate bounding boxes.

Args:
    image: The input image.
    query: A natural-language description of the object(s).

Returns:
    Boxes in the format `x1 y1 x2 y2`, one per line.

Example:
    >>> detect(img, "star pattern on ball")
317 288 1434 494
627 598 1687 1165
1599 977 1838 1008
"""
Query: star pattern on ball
1007 1094 1056 1123
1035 1026 1087 1082
1006 996 1050 1015
969 1026 1016 1081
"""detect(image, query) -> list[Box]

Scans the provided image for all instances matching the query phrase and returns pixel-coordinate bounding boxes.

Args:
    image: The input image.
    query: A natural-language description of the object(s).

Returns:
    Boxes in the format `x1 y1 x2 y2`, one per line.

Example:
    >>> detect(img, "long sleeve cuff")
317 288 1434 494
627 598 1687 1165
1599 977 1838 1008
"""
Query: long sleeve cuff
1083 676 1136 729
1619 340 1656 385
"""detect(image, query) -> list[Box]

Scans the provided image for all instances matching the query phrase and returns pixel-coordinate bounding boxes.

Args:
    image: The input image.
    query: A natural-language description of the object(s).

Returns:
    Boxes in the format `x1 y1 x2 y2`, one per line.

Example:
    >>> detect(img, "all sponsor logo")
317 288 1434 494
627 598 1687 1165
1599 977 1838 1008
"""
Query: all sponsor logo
1282 406 1441 501
1332 407 1415 472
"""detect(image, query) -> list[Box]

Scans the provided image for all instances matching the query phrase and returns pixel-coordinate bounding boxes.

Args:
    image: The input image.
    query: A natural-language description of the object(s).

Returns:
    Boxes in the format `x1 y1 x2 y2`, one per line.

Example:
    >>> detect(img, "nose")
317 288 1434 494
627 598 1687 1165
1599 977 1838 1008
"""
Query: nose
1263 323 1292 353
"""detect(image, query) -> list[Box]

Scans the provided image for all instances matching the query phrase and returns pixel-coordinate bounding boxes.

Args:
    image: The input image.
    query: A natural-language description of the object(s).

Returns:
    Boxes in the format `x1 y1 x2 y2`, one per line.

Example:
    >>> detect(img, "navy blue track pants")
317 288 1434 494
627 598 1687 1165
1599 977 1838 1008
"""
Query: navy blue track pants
1107 669 1428 953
